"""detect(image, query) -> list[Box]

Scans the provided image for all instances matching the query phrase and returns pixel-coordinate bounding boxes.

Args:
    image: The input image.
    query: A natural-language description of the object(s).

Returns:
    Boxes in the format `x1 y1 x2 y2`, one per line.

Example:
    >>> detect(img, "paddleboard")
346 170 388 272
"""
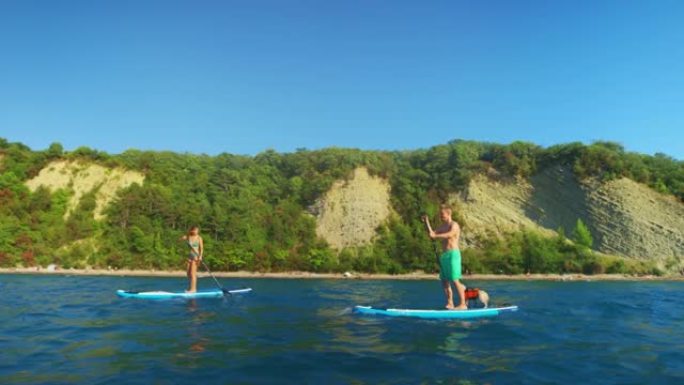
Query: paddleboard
116 288 252 299
353 305 518 319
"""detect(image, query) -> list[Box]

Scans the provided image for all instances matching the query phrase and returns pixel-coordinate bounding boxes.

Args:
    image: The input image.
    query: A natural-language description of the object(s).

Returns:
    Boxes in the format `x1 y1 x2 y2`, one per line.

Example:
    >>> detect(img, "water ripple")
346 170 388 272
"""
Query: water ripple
1 275 683 384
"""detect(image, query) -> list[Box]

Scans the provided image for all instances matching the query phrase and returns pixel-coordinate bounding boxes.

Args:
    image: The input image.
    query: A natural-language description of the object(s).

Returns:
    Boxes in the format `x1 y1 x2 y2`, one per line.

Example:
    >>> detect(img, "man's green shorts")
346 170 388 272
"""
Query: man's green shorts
439 249 462 281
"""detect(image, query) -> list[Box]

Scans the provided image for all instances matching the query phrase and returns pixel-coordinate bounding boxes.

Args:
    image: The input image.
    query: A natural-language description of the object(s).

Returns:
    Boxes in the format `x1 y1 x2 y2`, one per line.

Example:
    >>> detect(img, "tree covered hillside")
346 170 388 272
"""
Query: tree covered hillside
1 138 682 275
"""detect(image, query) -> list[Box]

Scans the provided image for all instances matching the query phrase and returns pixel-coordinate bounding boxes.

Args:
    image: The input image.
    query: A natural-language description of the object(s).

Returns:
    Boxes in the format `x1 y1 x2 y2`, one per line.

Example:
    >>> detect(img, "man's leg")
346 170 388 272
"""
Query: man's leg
442 280 455 309
453 279 467 310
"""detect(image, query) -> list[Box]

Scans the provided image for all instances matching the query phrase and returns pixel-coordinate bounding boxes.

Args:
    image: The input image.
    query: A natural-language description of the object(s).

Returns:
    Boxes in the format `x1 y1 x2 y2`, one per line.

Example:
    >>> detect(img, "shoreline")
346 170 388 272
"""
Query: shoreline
1 267 683 281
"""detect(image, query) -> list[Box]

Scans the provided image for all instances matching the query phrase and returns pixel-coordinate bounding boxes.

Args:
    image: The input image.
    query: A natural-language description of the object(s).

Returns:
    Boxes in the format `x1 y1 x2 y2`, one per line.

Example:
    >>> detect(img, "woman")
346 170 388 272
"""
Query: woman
180 226 203 293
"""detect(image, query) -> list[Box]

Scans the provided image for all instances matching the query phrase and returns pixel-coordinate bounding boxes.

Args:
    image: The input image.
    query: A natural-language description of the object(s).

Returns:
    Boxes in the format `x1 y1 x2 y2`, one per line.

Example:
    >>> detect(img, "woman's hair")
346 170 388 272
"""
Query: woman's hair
188 226 199 234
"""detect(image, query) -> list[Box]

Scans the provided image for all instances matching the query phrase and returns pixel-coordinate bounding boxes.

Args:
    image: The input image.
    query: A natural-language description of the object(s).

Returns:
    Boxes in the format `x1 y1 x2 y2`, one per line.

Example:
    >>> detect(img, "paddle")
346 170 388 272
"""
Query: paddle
200 259 232 296
429 236 440 265
421 214 441 266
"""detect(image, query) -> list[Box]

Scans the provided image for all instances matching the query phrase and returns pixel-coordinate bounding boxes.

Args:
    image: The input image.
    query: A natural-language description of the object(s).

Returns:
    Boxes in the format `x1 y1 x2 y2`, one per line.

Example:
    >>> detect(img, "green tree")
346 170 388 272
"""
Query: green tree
572 219 593 249
47 142 64 158
0 137 679 274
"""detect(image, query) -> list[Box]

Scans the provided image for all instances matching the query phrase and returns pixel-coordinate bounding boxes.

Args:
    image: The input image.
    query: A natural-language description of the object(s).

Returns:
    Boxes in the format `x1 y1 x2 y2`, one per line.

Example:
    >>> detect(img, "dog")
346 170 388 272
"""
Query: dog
464 287 489 308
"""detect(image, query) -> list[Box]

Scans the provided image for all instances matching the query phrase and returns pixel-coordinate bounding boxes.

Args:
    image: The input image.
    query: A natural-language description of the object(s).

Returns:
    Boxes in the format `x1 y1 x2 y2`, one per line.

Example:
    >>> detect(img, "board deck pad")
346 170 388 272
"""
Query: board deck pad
116 288 252 299
353 305 518 319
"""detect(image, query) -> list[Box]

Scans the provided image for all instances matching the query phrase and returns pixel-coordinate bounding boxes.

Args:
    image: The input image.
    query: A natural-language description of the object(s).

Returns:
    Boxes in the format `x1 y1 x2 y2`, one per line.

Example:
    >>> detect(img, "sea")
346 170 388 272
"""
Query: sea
1 274 683 384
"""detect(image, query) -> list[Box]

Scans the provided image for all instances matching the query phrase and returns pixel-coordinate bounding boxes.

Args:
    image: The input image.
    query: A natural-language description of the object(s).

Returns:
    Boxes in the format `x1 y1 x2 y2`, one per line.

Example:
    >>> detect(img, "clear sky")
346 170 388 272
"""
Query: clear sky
1 0 682 158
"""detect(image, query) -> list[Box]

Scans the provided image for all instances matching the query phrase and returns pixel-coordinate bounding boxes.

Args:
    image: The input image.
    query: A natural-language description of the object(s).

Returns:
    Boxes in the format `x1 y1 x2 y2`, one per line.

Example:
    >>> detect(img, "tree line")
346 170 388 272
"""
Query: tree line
0 137 681 275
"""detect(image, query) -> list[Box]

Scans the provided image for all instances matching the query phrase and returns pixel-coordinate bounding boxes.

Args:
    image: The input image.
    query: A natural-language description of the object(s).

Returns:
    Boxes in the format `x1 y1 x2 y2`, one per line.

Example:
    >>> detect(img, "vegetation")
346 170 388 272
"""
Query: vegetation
0 137 680 275
462 225 662 276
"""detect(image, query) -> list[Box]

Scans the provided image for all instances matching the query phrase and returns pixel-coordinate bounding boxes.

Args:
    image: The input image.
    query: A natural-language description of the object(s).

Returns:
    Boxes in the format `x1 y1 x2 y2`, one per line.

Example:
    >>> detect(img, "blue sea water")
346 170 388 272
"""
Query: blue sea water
1 274 683 385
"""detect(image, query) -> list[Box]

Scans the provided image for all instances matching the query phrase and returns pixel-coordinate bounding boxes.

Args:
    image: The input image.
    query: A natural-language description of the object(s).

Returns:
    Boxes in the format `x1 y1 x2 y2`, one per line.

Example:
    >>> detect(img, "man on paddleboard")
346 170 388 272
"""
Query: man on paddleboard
422 206 467 310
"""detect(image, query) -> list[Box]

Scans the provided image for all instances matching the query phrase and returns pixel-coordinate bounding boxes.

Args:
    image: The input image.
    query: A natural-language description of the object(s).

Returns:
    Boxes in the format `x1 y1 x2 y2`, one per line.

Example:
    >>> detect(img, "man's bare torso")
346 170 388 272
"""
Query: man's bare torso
437 221 460 251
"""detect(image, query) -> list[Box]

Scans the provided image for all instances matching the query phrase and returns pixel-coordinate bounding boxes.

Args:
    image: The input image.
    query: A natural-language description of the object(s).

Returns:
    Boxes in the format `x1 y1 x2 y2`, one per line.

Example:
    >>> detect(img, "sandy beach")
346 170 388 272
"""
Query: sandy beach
1 267 682 281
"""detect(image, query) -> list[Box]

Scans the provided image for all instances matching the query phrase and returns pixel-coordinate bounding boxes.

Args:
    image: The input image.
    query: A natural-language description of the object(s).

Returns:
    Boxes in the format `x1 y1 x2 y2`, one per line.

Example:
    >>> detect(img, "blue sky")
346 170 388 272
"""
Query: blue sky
1 0 682 158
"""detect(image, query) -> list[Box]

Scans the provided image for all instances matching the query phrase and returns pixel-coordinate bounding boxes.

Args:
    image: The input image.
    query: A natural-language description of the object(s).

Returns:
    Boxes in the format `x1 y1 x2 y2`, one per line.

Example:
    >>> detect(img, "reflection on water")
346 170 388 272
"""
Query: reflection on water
185 299 209 354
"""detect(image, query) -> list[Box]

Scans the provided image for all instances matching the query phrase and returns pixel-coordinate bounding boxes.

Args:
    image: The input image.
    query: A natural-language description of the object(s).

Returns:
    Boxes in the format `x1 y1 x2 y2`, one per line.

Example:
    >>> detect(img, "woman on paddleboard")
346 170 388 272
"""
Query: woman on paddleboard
422 205 467 310
180 226 203 293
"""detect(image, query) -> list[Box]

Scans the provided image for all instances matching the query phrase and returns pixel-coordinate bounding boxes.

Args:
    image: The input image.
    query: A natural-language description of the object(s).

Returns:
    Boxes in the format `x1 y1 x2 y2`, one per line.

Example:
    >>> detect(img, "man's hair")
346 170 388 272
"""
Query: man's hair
440 204 452 213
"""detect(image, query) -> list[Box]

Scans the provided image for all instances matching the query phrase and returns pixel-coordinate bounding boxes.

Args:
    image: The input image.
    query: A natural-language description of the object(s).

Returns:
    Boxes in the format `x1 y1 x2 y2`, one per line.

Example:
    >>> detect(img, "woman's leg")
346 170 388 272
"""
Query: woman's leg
189 261 198 292
186 260 197 292
186 261 192 291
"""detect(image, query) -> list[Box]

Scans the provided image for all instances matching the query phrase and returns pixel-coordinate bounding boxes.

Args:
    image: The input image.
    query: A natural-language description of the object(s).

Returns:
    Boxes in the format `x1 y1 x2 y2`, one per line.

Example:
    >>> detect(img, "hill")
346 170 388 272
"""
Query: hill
0 138 682 275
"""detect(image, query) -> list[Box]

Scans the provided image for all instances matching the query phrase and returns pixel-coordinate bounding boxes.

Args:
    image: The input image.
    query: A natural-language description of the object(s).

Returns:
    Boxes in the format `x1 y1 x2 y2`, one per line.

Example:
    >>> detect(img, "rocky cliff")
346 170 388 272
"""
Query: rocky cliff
316 166 684 263
25 160 145 220
313 167 392 249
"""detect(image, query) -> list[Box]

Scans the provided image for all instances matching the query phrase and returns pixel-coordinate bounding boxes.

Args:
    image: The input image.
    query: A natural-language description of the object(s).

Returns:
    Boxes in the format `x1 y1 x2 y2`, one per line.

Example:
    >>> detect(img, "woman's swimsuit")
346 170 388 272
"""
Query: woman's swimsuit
187 238 201 261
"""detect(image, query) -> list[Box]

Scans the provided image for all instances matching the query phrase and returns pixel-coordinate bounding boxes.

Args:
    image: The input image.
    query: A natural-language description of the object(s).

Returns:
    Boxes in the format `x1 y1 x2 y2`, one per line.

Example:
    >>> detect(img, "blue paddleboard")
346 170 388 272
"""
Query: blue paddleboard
353 305 518 319
116 288 252 299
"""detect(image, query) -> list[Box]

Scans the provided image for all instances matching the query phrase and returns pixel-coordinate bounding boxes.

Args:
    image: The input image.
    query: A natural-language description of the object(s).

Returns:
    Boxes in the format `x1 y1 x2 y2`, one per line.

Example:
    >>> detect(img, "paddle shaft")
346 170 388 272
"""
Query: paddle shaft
199 259 230 295
422 216 441 264
430 239 440 263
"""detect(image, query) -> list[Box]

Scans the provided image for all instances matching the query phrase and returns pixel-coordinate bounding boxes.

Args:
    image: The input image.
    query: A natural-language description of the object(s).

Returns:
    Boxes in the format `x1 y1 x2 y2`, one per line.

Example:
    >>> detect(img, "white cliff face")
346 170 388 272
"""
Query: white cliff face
315 164 683 265
451 166 684 262
315 167 392 249
25 160 145 220
581 176 684 261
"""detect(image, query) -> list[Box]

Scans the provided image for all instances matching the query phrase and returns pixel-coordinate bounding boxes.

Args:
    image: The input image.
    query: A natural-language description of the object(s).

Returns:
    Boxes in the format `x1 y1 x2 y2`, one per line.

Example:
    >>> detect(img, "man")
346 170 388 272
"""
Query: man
422 206 466 310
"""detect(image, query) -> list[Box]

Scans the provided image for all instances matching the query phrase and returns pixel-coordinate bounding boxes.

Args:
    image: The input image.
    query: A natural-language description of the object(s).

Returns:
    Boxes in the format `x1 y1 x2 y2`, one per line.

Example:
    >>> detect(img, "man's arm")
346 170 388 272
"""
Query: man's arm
431 222 460 240
421 216 437 239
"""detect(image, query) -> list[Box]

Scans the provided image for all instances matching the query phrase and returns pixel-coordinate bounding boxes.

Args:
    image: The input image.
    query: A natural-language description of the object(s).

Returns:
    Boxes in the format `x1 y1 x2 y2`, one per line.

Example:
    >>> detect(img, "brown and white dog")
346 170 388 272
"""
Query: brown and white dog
465 288 490 308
